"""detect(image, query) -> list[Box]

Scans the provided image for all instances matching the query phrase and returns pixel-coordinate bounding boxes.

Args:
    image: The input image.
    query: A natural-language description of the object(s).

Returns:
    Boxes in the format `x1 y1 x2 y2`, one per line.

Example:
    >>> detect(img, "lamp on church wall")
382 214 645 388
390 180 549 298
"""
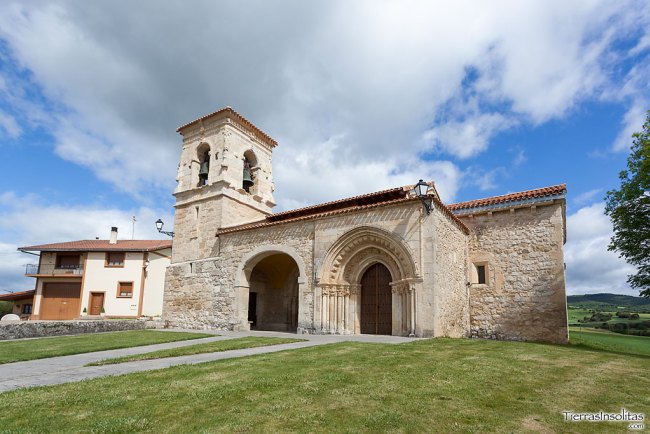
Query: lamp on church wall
414 179 432 215
155 219 175 237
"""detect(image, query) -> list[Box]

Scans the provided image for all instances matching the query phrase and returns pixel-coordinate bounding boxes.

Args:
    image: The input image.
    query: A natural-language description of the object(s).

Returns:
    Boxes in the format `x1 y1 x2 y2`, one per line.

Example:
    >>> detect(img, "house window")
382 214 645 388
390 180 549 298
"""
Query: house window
56 254 81 269
474 263 487 285
105 252 125 267
117 282 134 298
22 304 32 314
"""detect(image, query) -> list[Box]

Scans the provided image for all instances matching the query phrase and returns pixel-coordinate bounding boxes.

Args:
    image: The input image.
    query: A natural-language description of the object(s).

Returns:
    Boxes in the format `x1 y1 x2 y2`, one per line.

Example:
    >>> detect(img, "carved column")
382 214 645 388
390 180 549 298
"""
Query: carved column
408 284 416 336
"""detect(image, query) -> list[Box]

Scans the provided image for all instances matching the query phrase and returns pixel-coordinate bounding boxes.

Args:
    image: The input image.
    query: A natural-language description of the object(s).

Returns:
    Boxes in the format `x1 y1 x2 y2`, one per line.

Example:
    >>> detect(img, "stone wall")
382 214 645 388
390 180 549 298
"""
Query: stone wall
459 201 568 344
430 207 470 337
163 220 314 332
0 320 151 340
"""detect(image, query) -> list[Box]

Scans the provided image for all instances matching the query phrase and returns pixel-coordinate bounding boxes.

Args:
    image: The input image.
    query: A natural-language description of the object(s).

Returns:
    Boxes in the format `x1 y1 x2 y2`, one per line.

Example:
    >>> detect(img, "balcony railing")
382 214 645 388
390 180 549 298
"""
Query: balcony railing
25 264 84 276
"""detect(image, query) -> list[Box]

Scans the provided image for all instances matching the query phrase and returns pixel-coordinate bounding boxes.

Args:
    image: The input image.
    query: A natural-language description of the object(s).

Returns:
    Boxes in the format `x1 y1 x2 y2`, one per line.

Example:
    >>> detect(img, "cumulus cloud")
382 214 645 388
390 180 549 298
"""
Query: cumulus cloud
0 0 648 296
0 0 647 206
0 191 172 293
564 202 637 295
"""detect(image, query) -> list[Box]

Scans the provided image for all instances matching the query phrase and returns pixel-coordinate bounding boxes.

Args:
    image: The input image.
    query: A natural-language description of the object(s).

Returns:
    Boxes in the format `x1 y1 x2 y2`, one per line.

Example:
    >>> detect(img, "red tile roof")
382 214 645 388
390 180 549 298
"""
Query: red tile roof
218 183 469 235
447 184 567 212
176 106 278 147
18 240 172 253
0 290 35 301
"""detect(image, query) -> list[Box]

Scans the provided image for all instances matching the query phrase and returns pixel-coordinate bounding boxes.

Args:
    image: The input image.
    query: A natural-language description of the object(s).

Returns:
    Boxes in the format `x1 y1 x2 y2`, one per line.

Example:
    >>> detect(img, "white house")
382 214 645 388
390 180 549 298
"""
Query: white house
18 227 172 320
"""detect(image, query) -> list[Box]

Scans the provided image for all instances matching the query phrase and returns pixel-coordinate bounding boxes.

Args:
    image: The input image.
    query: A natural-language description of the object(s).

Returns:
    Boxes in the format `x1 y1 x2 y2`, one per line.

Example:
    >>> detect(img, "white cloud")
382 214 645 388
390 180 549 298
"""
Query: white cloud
0 191 173 293
0 110 21 138
0 0 646 204
572 188 603 206
612 100 648 152
564 202 638 295
421 113 513 159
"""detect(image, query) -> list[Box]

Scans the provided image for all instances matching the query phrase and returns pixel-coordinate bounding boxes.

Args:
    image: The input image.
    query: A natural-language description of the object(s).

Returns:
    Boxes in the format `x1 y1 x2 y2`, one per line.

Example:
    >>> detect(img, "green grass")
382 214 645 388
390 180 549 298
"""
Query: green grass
1 338 649 433
0 330 212 364
87 336 305 366
570 327 650 357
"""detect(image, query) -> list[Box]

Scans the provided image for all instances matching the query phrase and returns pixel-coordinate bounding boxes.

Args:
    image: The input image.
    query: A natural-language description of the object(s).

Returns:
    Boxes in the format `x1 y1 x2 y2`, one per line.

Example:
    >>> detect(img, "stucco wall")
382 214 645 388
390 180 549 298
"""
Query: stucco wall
141 248 171 317
459 202 568 344
81 251 145 317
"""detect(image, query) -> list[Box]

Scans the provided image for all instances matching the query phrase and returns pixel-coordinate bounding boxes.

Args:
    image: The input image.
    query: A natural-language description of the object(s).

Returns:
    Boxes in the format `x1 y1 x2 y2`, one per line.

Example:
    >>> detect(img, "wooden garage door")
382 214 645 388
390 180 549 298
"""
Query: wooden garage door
40 283 82 320
360 263 393 335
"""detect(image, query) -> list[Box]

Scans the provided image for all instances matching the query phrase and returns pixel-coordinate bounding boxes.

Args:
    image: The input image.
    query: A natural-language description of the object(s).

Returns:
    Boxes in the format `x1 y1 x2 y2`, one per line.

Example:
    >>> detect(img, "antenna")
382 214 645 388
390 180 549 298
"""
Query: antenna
131 215 137 240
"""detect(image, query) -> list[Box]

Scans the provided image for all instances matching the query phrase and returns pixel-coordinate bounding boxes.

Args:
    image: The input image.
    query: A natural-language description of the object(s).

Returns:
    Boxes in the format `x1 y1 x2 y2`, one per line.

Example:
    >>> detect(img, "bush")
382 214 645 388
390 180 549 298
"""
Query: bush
0 301 12 317
616 311 631 318
630 313 640 320
589 312 612 322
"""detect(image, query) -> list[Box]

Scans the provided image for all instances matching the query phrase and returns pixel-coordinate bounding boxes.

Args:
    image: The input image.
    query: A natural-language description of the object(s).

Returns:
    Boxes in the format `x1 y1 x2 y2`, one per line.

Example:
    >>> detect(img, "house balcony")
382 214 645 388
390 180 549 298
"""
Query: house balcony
25 264 84 277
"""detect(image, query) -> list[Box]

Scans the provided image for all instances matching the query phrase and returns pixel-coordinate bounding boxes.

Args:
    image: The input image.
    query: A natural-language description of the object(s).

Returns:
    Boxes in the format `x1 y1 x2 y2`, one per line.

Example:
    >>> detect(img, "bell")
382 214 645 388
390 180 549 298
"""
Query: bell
243 167 254 190
199 161 209 179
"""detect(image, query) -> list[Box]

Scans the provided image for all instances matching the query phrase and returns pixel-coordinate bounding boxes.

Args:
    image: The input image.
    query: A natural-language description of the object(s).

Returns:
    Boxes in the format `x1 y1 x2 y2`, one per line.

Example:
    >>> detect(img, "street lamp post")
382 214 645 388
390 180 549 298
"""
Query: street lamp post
414 179 432 215
155 219 175 237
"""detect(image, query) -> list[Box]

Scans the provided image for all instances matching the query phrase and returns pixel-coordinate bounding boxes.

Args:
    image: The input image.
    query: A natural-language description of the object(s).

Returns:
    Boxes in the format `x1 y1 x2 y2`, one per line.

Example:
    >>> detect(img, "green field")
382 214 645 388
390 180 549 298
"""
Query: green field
570 327 650 357
87 336 305 366
0 330 212 364
1 337 648 433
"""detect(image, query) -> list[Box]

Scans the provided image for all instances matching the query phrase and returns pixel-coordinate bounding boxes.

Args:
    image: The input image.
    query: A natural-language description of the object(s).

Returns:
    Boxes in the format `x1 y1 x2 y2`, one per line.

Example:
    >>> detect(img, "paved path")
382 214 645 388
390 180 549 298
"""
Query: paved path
0 330 417 393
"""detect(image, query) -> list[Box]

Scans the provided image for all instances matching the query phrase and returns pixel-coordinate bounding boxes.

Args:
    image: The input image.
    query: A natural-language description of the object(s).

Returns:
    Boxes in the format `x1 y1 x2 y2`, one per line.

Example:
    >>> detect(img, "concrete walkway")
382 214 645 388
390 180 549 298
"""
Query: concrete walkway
0 330 418 393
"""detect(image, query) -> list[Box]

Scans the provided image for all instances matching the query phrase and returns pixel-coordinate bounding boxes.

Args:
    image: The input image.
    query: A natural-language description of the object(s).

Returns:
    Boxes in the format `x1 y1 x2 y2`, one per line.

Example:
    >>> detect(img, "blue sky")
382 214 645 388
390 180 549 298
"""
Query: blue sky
0 0 648 296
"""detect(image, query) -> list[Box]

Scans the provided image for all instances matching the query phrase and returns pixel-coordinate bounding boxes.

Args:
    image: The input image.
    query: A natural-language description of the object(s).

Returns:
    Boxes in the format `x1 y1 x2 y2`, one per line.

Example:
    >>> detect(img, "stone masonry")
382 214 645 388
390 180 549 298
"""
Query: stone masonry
162 107 569 343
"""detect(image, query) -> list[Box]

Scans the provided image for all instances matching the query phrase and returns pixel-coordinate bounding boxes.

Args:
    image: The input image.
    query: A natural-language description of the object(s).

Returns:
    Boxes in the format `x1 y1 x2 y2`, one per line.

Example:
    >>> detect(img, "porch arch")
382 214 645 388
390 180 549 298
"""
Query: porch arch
233 245 308 332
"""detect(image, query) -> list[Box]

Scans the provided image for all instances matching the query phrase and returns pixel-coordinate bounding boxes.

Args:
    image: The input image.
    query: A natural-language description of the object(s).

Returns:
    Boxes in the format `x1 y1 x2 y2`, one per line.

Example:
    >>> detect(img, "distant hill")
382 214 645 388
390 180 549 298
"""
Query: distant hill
567 293 650 312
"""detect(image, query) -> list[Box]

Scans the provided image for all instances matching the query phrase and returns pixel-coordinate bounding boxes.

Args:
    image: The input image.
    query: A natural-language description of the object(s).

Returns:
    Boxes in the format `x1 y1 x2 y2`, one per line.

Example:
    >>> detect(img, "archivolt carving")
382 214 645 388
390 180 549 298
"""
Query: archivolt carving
320 227 418 285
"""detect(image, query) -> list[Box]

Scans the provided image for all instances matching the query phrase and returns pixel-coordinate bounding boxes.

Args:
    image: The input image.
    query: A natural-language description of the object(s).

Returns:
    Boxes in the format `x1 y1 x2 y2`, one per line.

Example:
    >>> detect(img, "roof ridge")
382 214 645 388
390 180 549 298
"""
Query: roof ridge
269 185 410 218
447 183 567 210
176 106 278 147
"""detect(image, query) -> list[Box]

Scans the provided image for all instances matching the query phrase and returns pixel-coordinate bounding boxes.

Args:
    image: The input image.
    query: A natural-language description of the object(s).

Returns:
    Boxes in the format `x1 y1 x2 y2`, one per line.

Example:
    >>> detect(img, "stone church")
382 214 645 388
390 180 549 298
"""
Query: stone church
163 107 569 344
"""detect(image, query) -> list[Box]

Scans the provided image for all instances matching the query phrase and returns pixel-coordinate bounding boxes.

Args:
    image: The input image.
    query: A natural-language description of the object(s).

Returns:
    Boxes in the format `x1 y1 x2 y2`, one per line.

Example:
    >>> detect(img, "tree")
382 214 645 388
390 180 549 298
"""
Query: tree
605 110 650 297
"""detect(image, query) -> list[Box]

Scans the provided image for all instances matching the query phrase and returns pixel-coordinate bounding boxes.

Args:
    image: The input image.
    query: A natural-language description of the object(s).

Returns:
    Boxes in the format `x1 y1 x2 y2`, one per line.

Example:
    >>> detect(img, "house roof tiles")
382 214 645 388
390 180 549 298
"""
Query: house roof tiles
18 240 172 253
0 290 35 301
447 184 567 212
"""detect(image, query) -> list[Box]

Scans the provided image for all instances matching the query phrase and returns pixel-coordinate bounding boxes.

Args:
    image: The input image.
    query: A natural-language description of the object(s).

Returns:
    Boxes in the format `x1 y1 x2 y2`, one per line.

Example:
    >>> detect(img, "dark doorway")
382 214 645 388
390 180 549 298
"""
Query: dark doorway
247 292 257 327
248 253 299 332
360 263 392 335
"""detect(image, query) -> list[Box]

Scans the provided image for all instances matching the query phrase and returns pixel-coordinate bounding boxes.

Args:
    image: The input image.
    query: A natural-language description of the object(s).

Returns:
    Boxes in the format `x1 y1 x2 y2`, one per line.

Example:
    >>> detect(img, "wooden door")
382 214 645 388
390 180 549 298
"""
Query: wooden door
40 283 81 320
360 263 393 335
89 293 105 316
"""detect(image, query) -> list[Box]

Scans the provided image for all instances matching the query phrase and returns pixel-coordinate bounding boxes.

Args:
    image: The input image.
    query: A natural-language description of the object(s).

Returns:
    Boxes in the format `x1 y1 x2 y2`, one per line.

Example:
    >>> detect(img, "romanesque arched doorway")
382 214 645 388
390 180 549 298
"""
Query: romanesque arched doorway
317 226 420 336
247 253 299 332
360 263 392 335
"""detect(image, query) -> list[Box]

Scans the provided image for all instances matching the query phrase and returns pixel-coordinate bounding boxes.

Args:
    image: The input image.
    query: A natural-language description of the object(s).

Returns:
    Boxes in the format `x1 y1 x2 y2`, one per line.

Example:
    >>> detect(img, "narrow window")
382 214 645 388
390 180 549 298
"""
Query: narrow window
476 265 486 284
105 252 125 267
22 304 33 314
117 282 134 298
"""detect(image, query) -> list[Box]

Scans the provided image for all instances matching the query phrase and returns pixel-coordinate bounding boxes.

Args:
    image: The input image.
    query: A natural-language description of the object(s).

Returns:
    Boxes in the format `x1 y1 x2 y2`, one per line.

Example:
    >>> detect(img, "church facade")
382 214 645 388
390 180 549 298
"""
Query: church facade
163 107 569 344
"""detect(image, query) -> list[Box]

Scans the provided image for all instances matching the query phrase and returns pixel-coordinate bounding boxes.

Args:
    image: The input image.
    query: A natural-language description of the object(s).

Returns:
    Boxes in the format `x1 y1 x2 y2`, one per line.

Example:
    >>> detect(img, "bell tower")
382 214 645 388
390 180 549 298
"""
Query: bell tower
171 107 277 263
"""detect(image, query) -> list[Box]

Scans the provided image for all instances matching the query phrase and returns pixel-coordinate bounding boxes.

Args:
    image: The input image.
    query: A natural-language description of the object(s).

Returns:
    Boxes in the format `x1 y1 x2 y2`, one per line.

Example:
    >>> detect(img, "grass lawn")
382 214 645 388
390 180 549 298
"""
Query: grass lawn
0 330 212 364
1 338 648 433
87 336 305 366
570 327 650 357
